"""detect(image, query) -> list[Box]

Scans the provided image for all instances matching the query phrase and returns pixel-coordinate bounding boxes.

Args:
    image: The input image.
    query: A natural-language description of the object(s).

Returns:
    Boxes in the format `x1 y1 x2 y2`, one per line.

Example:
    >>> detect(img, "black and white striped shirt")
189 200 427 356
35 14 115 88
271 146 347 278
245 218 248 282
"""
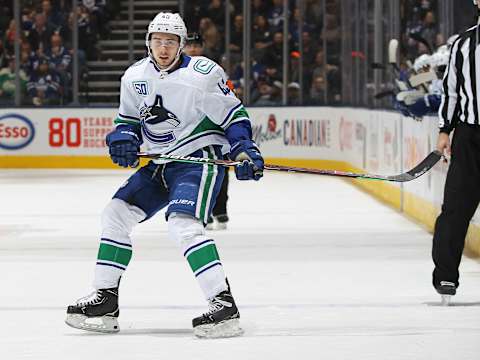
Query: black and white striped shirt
439 25 480 133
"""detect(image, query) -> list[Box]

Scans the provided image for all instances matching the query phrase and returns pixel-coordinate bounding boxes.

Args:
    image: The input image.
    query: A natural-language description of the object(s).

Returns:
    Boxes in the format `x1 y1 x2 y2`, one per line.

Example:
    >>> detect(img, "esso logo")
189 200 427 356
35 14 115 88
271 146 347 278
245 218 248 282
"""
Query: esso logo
0 114 35 150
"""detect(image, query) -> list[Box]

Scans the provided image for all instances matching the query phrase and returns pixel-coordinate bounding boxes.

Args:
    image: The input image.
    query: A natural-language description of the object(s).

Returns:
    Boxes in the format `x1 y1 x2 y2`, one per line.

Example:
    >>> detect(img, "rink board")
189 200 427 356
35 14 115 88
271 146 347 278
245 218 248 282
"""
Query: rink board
0 107 479 256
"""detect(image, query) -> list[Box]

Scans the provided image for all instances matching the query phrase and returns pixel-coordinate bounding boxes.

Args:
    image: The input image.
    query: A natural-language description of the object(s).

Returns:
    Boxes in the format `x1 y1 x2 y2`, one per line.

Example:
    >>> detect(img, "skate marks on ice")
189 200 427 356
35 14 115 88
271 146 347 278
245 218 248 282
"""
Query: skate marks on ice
65 327 193 337
241 323 480 338
424 300 480 307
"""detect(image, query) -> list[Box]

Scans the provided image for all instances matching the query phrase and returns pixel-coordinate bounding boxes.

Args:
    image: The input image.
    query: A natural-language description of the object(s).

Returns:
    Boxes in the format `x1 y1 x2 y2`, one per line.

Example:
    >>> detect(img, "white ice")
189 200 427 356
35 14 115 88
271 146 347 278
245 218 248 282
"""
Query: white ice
0 169 479 360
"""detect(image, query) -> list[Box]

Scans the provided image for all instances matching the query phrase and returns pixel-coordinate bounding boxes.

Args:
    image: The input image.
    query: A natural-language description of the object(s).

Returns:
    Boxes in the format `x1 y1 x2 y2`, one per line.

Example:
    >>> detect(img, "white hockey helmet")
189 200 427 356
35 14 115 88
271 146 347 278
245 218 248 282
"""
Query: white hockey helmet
413 54 431 72
145 12 187 70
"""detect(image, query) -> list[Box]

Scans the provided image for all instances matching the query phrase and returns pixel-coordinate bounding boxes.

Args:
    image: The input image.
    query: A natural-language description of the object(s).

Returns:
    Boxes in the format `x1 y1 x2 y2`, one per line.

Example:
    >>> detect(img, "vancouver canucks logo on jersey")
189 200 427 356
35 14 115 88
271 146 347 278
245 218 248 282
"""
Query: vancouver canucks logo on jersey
140 95 180 127
140 95 180 145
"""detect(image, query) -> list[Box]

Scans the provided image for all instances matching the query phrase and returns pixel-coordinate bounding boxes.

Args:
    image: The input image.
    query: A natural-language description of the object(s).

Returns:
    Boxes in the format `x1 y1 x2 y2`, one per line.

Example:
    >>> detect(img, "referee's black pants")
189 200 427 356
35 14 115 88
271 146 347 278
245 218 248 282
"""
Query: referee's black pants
432 121 480 289
212 168 229 217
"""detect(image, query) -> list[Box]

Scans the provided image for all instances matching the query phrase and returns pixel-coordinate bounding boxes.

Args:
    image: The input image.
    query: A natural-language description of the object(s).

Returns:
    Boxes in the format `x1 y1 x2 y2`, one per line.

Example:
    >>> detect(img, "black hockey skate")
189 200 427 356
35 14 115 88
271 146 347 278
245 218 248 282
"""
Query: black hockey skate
436 281 456 306
65 287 120 333
192 289 243 338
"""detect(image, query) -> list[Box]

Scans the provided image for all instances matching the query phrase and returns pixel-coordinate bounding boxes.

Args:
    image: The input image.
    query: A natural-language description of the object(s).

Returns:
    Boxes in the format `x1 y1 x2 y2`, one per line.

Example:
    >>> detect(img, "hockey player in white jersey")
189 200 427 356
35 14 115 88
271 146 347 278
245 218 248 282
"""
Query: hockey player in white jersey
65 12 263 338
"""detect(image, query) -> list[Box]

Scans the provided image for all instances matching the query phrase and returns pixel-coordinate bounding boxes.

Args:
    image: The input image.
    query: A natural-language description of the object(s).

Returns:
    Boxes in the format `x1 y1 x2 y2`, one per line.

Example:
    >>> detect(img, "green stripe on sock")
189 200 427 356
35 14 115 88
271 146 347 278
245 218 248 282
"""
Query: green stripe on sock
186 243 220 272
97 243 132 267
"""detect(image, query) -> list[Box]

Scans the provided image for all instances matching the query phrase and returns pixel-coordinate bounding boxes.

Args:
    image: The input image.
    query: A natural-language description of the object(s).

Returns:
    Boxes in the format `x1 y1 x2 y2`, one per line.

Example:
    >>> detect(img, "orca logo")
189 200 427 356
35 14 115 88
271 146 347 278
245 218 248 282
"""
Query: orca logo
0 114 35 150
140 95 180 127
140 95 180 145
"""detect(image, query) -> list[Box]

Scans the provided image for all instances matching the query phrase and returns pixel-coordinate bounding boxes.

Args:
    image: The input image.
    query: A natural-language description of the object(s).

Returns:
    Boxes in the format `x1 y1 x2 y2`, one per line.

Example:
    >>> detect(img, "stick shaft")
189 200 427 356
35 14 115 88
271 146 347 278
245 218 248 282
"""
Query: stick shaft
137 151 442 183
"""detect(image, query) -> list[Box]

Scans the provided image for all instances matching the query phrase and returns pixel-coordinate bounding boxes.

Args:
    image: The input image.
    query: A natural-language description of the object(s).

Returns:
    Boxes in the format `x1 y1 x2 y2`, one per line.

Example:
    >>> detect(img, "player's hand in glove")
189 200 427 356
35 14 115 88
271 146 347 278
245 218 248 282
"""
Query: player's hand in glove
229 140 264 181
106 125 141 168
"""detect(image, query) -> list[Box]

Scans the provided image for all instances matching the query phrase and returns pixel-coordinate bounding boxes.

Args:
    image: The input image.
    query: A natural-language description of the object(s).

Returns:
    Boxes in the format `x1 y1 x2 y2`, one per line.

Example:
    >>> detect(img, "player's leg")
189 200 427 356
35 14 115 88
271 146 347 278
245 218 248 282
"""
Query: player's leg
432 123 480 304
164 146 242 338
66 162 169 332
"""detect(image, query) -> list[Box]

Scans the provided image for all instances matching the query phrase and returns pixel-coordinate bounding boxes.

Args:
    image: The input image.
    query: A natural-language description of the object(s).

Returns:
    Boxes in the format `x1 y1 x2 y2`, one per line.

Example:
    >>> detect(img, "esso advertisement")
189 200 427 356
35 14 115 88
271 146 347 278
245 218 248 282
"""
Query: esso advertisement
0 113 35 150
0 109 117 155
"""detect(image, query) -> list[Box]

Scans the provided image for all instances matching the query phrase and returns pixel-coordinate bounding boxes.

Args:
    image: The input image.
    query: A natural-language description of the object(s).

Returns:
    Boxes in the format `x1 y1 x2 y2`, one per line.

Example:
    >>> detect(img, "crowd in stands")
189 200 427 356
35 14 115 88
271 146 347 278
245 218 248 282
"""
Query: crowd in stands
0 0 115 106
185 0 343 106
400 0 442 60
0 0 448 107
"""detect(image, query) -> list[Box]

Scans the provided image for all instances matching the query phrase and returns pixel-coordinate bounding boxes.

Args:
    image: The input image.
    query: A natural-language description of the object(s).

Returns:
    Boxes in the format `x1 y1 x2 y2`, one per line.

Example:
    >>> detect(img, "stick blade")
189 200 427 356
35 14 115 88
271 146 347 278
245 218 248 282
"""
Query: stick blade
386 150 442 182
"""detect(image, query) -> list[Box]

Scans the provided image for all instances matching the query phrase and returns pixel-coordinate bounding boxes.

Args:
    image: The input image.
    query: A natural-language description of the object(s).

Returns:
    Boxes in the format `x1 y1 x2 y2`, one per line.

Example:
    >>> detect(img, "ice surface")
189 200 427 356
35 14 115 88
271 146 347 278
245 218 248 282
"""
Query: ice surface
0 169 479 359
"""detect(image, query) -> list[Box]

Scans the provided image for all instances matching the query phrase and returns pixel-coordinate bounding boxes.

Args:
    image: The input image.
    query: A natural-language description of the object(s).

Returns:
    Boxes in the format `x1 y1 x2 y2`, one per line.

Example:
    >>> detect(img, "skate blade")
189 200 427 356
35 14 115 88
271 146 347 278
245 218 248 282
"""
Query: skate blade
193 318 243 339
65 314 120 333
441 295 452 306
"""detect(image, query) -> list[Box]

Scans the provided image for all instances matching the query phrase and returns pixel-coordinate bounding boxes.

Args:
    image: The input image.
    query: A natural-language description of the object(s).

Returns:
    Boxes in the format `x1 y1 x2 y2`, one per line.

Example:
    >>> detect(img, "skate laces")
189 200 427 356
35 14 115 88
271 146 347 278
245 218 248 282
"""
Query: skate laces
76 290 103 306
203 294 232 316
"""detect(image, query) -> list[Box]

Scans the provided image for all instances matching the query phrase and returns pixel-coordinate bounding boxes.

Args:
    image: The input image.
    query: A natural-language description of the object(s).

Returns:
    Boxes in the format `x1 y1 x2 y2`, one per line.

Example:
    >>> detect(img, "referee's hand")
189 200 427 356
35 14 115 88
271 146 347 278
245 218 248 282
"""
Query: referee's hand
437 133 451 157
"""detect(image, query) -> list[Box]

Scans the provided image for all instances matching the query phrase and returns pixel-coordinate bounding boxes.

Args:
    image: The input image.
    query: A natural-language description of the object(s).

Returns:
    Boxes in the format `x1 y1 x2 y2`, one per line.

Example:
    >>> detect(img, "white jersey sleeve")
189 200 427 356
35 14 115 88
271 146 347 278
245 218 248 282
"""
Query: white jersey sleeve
199 64 250 129
116 73 142 126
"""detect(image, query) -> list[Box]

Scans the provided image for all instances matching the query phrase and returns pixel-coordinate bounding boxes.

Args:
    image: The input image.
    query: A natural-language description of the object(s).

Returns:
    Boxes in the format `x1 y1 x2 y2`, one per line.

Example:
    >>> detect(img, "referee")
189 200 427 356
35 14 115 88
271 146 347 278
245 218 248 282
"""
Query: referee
432 0 480 304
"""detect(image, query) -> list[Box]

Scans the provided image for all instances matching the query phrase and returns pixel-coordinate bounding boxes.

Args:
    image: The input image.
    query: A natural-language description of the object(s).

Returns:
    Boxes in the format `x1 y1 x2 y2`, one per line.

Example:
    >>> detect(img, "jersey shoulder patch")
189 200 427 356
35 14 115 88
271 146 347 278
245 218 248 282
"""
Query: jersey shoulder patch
191 57 217 75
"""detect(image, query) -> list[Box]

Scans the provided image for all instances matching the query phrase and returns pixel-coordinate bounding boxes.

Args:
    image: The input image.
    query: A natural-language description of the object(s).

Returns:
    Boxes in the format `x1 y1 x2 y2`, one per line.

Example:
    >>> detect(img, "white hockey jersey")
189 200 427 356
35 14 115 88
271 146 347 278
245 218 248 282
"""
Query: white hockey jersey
115 55 250 163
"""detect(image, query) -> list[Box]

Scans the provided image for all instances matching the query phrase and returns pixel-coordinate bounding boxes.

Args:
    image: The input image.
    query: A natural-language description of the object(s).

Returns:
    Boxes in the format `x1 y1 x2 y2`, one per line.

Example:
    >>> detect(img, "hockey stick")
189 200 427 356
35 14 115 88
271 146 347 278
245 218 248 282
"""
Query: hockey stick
137 150 443 182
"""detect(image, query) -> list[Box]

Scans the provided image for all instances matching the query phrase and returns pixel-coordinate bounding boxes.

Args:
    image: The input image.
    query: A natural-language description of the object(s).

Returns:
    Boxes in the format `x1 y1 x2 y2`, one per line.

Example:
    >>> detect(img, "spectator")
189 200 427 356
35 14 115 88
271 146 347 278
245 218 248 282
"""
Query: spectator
311 48 340 93
205 0 224 31
61 9 97 60
287 82 301 105
41 0 64 28
3 19 17 55
252 0 268 18
83 0 108 37
253 80 281 106
20 40 37 75
46 33 71 96
198 17 222 62
263 31 284 68
289 7 313 44
27 56 62 106
229 14 243 54
27 13 54 53
305 0 323 33
321 14 341 64
0 57 28 105
299 31 319 67
253 15 272 50
309 75 326 105
22 7 37 33
267 0 285 32
0 0 11 34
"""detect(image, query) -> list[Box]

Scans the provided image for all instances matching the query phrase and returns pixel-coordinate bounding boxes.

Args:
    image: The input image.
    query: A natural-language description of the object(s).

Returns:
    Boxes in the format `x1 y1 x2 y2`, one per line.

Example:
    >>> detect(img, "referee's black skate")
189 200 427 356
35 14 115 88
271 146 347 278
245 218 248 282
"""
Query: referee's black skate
192 289 243 338
436 281 456 306
65 287 120 333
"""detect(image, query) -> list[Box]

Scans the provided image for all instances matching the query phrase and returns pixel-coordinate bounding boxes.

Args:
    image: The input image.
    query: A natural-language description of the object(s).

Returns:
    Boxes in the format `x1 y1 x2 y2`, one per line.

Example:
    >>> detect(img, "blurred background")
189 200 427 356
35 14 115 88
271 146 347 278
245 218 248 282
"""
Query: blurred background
0 0 475 108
